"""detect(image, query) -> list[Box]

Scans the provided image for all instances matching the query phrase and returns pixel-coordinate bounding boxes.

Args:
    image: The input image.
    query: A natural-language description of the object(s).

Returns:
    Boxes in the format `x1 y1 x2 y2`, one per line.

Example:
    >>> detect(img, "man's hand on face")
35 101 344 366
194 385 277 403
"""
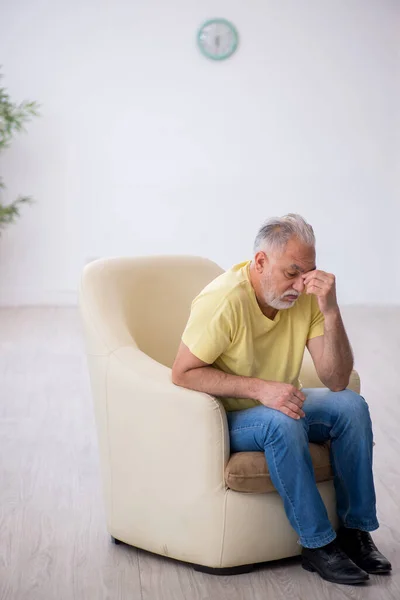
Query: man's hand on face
302 270 339 316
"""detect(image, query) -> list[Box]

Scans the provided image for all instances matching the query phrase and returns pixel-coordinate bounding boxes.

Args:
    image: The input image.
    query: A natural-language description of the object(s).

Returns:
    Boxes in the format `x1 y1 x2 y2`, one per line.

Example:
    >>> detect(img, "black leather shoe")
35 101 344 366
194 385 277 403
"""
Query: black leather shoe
336 527 392 574
302 540 369 585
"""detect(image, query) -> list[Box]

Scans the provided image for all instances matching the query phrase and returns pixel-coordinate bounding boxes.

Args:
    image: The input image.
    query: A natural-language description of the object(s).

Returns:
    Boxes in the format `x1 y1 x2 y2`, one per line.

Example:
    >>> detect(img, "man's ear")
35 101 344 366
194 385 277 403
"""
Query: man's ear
254 251 268 273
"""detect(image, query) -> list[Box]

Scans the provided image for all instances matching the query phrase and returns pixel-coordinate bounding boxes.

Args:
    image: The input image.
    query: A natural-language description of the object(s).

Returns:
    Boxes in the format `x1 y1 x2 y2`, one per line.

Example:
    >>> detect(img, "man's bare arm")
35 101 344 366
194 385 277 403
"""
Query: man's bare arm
172 342 306 420
172 342 263 399
307 312 354 391
303 269 353 391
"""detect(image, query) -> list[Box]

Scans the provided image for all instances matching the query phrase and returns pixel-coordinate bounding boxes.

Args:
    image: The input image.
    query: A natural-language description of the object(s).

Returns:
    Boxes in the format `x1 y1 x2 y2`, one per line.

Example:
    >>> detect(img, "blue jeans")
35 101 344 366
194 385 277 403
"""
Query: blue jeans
227 388 379 548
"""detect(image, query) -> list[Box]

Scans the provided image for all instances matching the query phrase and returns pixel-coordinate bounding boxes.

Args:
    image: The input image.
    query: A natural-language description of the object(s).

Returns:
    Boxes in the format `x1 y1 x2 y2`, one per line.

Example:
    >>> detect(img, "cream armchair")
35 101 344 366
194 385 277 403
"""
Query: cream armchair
79 256 360 573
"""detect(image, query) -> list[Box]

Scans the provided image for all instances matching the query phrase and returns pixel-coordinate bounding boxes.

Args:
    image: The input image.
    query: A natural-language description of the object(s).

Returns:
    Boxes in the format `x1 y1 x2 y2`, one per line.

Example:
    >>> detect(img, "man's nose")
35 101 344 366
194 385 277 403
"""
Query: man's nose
292 277 305 293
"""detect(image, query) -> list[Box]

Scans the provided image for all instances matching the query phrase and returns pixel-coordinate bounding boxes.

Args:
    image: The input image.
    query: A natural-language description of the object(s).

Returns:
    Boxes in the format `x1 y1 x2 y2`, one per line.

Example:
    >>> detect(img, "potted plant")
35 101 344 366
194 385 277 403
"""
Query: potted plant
0 71 39 235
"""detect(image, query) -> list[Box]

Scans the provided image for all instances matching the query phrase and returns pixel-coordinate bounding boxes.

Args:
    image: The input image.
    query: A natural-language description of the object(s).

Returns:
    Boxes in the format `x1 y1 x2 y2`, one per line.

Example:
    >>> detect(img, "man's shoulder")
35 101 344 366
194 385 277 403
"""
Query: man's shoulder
195 262 251 310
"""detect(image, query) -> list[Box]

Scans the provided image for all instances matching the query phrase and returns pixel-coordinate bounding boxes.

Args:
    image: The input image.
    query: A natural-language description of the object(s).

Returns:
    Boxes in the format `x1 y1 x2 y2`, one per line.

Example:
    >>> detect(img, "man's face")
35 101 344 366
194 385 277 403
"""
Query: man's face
259 238 316 310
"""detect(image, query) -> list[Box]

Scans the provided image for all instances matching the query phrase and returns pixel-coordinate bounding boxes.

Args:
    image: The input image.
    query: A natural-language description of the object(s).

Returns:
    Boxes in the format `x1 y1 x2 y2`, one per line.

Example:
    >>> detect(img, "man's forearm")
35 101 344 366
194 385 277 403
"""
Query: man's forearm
319 310 354 391
172 366 263 401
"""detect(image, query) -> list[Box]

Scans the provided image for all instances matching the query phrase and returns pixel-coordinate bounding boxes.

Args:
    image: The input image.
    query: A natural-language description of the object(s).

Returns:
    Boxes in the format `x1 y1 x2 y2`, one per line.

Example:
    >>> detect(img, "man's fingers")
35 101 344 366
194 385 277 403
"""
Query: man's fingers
306 284 324 295
287 400 305 418
292 388 306 402
302 270 335 281
303 274 326 285
289 394 304 408
304 276 325 287
305 279 327 291
281 406 303 420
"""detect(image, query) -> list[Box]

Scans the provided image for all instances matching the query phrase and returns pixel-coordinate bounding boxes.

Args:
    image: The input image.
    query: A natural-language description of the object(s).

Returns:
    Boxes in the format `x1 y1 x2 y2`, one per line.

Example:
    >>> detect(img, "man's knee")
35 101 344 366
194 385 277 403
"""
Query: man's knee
240 406 309 447
267 410 309 442
331 389 371 423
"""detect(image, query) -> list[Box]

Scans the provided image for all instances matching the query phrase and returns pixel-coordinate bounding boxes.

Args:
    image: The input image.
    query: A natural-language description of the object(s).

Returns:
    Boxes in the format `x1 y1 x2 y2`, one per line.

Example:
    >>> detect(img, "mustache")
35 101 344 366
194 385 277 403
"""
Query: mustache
281 290 299 298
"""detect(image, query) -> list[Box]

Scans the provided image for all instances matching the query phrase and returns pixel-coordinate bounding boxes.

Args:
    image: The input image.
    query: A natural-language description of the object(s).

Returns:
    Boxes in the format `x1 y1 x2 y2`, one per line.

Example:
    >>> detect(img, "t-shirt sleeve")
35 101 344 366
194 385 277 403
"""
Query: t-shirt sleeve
181 295 234 364
307 295 325 340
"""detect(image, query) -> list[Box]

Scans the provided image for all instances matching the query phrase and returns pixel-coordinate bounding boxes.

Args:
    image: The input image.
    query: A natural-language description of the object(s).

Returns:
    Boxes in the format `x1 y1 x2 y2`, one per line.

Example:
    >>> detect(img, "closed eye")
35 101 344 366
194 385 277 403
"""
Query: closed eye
286 272 297 278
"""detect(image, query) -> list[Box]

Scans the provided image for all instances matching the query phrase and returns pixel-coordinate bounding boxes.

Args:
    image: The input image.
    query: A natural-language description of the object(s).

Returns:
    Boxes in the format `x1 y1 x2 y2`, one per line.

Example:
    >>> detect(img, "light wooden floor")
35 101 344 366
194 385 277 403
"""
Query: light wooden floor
1 307 399 600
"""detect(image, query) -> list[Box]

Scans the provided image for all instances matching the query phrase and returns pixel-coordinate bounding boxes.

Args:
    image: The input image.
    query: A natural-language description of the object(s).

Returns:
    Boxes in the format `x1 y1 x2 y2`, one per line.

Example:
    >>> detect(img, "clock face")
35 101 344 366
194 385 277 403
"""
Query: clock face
197 19 239 61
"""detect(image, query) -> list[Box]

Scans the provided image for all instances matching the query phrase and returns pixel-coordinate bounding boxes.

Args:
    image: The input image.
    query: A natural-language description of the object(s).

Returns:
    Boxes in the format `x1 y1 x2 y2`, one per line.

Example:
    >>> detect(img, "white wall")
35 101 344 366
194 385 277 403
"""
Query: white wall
0 0 398 306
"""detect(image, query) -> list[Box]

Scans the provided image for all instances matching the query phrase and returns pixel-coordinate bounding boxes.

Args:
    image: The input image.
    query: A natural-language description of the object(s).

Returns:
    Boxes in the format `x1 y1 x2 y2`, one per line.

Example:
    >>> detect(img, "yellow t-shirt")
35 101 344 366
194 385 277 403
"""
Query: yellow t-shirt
182 261 324 412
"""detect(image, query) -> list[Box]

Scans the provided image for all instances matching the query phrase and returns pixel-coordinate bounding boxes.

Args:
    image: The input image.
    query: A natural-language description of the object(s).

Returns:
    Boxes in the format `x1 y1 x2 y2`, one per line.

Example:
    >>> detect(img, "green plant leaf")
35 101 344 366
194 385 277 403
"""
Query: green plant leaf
0 68 39 233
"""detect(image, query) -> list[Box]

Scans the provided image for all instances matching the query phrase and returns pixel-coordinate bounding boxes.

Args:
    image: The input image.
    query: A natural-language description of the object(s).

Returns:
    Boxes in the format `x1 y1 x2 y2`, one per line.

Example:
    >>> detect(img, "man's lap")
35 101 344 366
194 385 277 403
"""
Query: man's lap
227 387 363 452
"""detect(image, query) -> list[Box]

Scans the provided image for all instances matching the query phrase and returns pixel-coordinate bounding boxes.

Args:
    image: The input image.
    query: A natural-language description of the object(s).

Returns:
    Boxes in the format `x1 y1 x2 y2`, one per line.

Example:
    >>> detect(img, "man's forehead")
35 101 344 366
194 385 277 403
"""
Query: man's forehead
274 240 316 271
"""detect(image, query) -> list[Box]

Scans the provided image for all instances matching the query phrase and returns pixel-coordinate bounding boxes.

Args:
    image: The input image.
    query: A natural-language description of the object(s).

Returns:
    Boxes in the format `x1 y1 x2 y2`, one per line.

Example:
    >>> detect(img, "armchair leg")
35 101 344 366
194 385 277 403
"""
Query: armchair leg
111 536 121 545
193 563 254 575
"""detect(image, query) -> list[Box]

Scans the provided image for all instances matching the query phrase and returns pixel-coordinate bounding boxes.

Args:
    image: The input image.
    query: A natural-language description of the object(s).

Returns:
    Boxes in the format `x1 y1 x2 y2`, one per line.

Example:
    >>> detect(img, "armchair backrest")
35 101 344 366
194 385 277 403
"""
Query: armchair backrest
79 256 224 368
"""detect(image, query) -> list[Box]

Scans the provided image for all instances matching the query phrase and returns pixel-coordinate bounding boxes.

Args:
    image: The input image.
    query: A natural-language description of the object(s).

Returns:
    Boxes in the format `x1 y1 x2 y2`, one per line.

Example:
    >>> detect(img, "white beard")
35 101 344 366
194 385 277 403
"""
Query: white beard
263 289 299 310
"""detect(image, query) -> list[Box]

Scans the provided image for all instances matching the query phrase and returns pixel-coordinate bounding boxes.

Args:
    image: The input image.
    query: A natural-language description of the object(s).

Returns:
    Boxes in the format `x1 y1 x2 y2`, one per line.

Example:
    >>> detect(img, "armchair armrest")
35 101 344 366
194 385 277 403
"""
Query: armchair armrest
86 344 230 550
106 345 230 490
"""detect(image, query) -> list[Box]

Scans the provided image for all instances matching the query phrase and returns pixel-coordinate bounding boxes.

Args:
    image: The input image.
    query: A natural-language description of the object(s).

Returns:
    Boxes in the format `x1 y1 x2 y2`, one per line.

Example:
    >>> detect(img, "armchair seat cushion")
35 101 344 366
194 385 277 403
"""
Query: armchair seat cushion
225 443 333 493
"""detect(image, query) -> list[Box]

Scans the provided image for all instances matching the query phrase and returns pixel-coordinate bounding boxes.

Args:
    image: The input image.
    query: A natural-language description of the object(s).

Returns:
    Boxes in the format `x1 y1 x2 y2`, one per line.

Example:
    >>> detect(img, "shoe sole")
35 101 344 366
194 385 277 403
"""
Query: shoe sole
302 558 369 585
366 568 392 575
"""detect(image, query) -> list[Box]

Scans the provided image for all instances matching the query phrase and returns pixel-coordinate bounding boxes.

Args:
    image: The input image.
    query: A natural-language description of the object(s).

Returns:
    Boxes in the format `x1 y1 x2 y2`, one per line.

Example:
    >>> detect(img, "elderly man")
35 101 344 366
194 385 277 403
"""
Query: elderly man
172 214 391 585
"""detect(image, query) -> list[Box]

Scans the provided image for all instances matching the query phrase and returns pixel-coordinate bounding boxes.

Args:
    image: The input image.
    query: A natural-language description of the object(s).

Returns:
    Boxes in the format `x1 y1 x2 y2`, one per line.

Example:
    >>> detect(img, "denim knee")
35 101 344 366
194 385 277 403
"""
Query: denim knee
334 389 369 414
267 411 309 445
330 389 372 431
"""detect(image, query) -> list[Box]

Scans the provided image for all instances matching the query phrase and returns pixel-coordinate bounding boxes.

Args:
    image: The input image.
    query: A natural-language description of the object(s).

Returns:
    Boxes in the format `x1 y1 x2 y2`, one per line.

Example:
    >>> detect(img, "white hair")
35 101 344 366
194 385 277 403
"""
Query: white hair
253 213 315 254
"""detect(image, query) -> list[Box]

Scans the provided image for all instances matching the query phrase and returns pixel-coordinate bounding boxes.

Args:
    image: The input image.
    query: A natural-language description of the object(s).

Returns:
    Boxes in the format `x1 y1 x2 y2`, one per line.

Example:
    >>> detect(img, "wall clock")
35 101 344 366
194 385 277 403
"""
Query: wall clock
197 18 239 61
